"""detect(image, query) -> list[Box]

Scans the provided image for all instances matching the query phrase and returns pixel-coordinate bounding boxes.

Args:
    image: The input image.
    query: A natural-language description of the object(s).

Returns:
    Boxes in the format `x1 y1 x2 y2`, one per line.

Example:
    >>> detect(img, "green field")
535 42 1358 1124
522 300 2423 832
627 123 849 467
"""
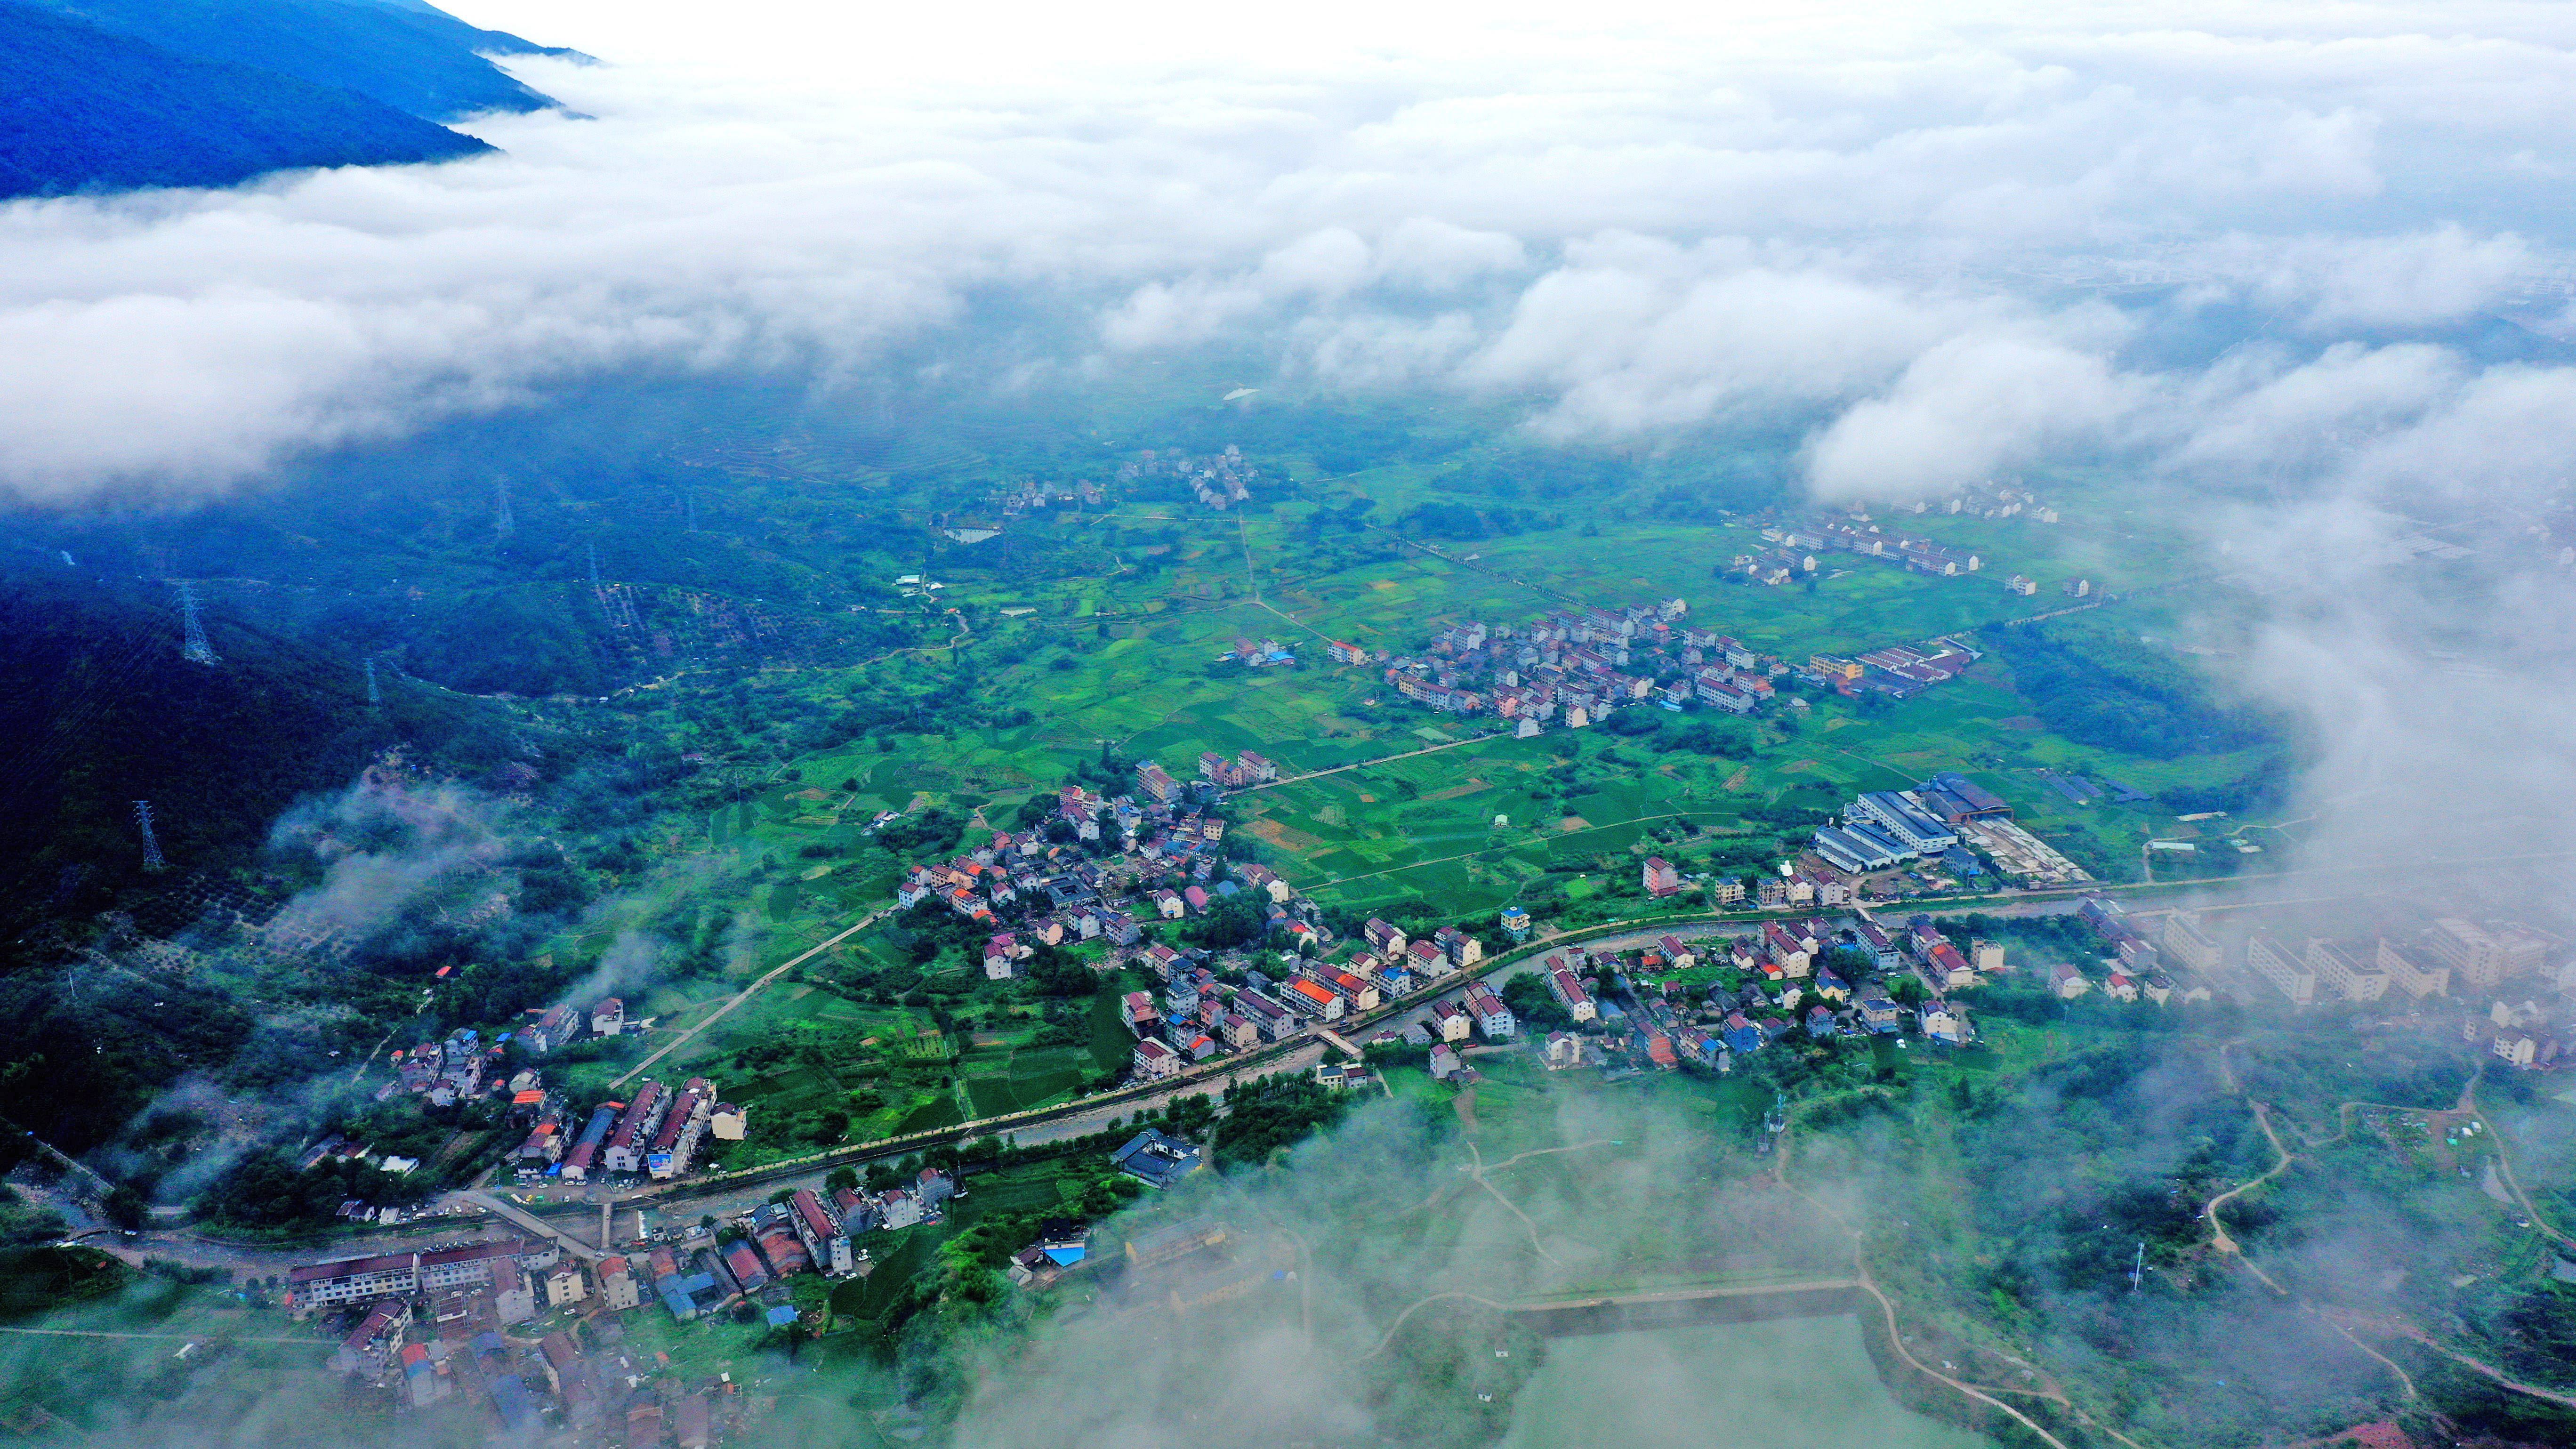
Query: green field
422 382 2278 1172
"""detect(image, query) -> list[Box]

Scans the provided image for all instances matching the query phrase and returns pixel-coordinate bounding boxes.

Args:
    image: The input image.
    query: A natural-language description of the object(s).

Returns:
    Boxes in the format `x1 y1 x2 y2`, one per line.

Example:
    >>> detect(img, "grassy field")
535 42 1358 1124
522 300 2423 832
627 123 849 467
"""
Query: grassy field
538 392 2270 1164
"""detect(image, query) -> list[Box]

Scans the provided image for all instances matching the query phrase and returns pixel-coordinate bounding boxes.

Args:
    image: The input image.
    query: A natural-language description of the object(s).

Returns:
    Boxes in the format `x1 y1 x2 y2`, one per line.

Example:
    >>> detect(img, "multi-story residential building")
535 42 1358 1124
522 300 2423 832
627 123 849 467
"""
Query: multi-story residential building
288 1253 421 1311
2307 939 2390 1001
2161 912 2222 973
1429 999 1473 1042
1642 857 1684 898
1434 925 1483 967
1546 965 1597 1023
2247 934 2316 1006
602 1081 669 1175
1134 761 1183 805
2374 939 2452 998
646 1079 716 1179
1463 983 1516 1040
1283 978 1345 1021
1133 1038 1181 1080
2427 919 2556 990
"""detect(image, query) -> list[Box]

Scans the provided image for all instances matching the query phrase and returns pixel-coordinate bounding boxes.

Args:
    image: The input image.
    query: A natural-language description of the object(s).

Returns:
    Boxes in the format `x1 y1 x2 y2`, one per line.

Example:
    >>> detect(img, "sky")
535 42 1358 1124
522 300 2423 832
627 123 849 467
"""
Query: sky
8 0 2576 872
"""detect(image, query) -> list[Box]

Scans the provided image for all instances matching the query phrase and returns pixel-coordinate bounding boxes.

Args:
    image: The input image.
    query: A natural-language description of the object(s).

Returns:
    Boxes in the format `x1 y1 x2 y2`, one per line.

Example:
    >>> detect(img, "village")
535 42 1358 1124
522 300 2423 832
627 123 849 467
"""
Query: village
267 735 2576 1448
1352 593 1981 731
262 652 2576 1448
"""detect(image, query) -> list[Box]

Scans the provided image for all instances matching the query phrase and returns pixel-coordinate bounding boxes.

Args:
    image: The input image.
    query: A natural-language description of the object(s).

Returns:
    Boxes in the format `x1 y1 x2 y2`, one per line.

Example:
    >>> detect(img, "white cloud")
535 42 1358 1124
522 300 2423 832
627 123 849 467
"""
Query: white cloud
0 2 2573 501
1805 332 2136 499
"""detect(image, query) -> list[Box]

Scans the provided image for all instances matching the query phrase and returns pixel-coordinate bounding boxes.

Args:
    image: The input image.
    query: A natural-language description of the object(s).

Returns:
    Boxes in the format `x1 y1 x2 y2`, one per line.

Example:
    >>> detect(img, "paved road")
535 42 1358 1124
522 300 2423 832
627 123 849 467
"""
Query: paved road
478 1038 1338 1237
125 870 2459 1280
459 1190 604 1260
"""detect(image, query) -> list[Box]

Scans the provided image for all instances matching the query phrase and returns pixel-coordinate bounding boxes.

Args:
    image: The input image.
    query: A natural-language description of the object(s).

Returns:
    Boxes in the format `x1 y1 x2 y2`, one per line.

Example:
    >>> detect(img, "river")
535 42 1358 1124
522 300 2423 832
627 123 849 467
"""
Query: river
1496 1316 1994 1449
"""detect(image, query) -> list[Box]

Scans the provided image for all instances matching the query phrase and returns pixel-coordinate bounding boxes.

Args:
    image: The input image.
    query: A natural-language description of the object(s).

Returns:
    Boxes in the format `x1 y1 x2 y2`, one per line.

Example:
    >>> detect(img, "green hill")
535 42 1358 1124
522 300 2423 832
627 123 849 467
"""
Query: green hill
0 563 514 927
0 0 494 200
23 0 568 122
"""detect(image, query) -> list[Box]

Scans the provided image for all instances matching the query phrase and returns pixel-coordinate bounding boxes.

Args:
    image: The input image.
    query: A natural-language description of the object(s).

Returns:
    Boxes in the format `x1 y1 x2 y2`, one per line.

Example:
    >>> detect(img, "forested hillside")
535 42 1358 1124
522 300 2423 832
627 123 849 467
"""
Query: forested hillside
22 0 565 121
0 0 492 200
0 563 516 930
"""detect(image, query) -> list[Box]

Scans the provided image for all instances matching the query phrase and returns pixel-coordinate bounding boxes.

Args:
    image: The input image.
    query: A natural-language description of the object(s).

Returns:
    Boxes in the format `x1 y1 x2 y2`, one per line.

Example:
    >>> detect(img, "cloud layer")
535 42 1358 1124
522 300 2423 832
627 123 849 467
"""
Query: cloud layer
1 0 2572 505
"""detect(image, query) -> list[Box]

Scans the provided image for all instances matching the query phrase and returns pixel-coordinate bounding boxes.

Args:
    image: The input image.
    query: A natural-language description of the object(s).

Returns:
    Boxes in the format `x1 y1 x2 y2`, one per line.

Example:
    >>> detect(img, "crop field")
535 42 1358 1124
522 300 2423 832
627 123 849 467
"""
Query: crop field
573 401 2277 1157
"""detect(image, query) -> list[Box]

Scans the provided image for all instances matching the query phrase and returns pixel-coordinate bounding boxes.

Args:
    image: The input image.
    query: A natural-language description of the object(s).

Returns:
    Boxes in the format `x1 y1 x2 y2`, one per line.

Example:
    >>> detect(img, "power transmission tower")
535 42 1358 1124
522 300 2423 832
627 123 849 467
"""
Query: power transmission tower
685 490 697 533
365 657 382 708
2129 1240 2144 1293
494 479 515 539
133 801 166 872
588 544 602 590
175 582 217 665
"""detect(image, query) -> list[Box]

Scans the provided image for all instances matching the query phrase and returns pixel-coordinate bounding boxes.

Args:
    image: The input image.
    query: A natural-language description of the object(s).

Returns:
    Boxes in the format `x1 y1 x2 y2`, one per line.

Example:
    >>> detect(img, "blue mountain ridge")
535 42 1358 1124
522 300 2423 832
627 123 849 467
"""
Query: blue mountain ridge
0 0 572 201
23 0 570 122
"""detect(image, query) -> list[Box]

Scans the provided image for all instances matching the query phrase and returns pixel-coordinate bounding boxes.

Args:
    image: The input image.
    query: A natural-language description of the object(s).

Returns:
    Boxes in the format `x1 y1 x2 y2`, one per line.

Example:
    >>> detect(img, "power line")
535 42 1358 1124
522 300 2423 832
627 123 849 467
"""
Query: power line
133 800 165 872
175 582 216 665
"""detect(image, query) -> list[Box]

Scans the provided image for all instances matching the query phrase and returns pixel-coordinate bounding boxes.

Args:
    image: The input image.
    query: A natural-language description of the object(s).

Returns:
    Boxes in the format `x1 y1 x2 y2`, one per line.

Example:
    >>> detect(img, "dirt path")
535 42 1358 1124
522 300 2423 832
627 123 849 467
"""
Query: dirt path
2198 1044 2576 1411
609 909 884 1089
1300 811 1721 891
2326 1308 2574 1408
1765 1119 2079 1449
1459 1140 1606 1268
2462 1073 2576 1252
1359 1291 1518 1360
1237 733 1506 793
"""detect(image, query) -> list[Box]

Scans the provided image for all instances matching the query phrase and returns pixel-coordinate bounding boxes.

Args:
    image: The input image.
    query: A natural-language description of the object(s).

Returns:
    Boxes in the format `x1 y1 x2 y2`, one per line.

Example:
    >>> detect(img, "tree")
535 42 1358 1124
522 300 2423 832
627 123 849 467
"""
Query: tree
824 1166 858 1194
1025 941 1096 997
1184 894 1268 950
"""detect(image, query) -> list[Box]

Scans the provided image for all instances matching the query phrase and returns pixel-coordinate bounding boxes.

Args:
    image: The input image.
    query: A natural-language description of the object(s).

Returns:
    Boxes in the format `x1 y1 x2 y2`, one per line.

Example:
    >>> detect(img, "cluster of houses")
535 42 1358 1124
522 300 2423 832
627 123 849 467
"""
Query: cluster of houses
1514 917 1992 1075
1741 517 1984 584
1357 594 1980 733
510 1077 748 1185
293 1187 917 1442
1368 599 1723 726
2024 897 2576 1074
1116 444 1257 510
1220 637 1296 668
326 1282 742 1443
992 477 1109 517
646 1172 953 1322
897 765 1309 982
1121 915 1492 1080
389 1025 510 1107
522 995 645 1059
1741 485 2061 589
